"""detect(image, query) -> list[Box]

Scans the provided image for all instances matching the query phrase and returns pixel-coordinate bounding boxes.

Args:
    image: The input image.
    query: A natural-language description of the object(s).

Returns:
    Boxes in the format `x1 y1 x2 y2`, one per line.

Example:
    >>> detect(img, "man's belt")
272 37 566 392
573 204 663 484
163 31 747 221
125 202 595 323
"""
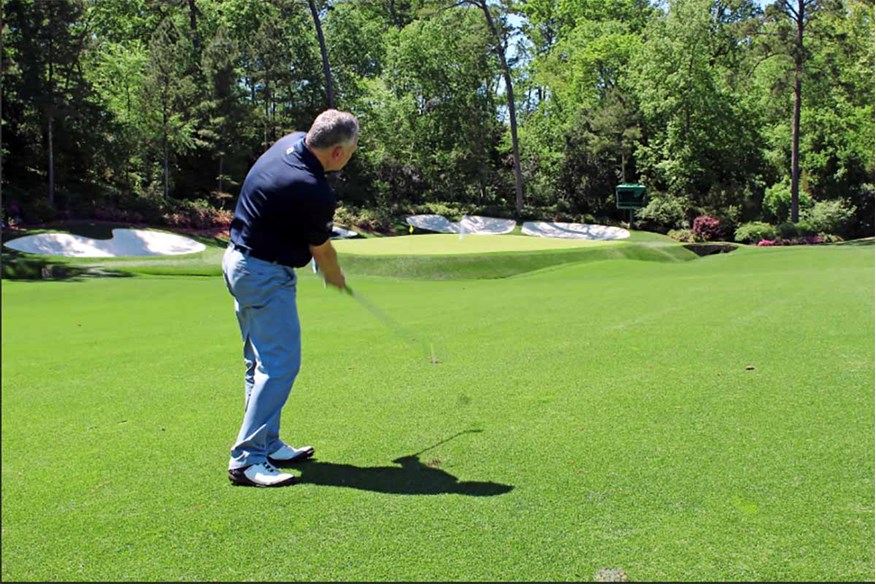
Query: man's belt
230 242 280 265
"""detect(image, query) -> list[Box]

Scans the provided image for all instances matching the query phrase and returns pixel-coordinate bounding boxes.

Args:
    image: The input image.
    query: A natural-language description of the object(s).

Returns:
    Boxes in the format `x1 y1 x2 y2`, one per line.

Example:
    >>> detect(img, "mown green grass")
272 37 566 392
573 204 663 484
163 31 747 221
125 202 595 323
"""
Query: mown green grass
334 233 628 255
2 223 690 280
1 240 873 581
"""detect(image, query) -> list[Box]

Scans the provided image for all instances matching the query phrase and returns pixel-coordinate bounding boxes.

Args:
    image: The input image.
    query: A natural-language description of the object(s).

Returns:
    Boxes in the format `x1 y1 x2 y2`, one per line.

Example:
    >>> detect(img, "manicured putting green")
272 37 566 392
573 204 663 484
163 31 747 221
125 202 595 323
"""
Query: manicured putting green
333 233 624 255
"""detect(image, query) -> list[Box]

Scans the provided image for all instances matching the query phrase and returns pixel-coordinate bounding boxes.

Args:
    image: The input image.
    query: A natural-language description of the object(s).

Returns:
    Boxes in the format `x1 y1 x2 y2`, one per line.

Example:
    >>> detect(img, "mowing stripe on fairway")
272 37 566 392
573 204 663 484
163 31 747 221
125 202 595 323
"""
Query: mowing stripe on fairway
1 243 872 581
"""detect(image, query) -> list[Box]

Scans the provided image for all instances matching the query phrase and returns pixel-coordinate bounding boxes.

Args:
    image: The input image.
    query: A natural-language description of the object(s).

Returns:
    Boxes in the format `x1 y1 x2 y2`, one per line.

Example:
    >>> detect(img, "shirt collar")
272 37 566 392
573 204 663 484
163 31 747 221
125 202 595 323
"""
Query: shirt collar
293 137 326 178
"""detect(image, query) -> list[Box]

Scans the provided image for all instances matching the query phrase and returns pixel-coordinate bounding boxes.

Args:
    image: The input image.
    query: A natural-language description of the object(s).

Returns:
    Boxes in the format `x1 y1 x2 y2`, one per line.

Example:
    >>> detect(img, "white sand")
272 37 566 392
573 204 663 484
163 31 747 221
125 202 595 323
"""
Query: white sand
407 214 628 240
406 214 459 234
456 215 516 235
331 225 359 239
407 214 516 235
3 228 206 257
521 222 630 240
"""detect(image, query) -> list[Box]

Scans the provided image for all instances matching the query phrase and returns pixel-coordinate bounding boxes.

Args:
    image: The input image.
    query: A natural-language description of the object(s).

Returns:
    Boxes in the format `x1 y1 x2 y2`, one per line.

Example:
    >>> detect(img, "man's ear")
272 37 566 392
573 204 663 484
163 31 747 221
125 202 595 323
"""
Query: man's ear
332 145 344 160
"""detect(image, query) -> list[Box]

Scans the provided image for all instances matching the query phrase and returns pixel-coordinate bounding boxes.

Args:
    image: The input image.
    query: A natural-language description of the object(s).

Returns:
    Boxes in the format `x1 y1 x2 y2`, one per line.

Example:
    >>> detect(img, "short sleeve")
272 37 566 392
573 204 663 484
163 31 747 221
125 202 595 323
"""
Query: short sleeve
304 198 335 246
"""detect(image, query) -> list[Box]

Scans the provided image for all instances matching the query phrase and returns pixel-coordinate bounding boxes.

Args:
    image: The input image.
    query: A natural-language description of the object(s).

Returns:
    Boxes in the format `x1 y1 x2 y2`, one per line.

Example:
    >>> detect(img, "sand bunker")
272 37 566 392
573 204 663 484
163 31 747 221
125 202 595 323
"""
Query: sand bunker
407 214 516 235
331 225 359 239
456 215 516 235
521 222 630 240
406 214 458 234
406 214 627 240
3 228 206 257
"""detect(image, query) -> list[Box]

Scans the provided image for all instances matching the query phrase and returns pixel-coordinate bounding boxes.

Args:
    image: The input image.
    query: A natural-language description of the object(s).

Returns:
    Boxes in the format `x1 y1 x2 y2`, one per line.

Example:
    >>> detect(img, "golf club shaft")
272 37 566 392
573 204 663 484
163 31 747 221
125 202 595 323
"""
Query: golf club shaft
344 286 421 349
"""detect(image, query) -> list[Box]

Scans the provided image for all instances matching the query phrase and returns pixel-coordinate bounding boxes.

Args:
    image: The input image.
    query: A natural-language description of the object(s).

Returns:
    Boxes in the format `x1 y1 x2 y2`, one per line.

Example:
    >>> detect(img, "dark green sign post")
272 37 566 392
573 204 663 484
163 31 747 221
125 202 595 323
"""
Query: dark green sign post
615 183 647 226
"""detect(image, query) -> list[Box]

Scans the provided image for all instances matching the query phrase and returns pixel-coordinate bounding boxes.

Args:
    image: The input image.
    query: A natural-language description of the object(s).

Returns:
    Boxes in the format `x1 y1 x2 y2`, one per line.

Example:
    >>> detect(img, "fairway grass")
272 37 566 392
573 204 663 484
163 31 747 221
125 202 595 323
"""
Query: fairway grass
1 243 873 581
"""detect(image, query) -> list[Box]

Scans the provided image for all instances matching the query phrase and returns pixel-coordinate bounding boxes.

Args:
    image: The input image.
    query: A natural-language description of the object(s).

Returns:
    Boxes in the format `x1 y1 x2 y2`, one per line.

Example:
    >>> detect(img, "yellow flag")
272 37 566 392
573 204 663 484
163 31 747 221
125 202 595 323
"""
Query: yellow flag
409 225 414 234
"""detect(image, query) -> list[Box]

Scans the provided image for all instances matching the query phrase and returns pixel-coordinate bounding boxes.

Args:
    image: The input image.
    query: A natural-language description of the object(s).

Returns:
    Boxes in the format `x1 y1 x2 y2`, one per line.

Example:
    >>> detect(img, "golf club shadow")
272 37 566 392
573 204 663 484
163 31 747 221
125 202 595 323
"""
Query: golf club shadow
289 454 513 496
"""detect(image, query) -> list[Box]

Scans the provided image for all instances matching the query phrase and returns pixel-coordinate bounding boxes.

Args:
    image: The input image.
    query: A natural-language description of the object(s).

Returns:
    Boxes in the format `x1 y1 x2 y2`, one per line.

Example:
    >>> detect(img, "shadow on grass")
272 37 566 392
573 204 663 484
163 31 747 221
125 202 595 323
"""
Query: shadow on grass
682 242 739 257
835 237 874 246
291 454 513 496
272 430 512 496
1 250 134 281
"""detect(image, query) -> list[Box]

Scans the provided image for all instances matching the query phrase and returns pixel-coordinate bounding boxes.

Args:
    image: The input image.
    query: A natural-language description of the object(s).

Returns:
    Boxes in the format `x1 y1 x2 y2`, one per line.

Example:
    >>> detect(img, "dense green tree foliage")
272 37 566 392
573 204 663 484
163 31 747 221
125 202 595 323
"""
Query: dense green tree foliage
1 0 872 237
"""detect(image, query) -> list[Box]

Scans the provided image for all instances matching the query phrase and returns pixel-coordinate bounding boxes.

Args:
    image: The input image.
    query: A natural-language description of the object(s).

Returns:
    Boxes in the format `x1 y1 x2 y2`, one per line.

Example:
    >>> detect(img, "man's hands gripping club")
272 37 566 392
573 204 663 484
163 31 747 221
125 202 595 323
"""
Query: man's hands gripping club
309 239 346 290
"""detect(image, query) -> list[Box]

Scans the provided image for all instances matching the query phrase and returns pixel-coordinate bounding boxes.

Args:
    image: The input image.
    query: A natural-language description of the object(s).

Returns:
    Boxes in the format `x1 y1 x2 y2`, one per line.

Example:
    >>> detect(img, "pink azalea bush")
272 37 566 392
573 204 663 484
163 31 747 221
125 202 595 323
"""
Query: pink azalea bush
692 215 721 242
757 236 824 247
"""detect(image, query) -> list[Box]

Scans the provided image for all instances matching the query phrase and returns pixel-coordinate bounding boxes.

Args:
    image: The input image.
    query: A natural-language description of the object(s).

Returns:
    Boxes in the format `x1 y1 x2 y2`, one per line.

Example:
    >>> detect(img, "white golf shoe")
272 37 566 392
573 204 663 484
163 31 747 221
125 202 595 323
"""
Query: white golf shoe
268 443 315 465
228 461 296 488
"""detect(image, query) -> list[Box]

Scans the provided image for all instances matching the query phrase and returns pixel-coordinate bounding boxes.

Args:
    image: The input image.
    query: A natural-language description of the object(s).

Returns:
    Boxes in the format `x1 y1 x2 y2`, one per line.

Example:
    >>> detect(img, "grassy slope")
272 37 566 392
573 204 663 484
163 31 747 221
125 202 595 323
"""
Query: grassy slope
1 243 873 581
2 224 694 280
1 223 228 279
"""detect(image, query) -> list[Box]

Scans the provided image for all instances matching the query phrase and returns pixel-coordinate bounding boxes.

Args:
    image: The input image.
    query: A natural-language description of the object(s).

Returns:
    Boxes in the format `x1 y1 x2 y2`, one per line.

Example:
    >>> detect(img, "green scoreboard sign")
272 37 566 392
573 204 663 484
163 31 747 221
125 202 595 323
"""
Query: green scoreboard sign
615 183 647 209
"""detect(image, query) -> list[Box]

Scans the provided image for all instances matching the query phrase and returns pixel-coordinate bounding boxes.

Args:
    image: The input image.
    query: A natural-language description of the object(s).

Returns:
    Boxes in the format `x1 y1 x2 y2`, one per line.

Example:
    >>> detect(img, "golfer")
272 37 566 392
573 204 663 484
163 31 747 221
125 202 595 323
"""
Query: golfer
222 109 358 487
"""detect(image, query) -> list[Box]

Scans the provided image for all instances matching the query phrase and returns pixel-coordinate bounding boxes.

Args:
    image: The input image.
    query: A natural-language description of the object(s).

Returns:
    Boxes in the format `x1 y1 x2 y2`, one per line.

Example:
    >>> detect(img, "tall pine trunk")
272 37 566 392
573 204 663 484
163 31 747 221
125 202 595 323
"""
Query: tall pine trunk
47 113 55 206
0 17 4 200
307 0 335 109
46 53 56 206
187 0 200 51
790 2 804 223
476 1 524 217
163 108 169 199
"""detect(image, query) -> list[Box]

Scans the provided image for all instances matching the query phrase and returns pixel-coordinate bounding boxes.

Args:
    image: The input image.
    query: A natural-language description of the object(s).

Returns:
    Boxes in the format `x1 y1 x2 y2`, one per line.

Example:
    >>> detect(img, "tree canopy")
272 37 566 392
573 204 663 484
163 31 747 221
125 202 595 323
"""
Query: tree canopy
2 0 873 238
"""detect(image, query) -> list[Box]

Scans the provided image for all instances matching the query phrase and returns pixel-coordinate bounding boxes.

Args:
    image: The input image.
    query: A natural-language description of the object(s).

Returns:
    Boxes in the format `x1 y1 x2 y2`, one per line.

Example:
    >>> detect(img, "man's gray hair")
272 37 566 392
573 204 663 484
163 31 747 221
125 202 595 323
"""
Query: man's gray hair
305 110 359 149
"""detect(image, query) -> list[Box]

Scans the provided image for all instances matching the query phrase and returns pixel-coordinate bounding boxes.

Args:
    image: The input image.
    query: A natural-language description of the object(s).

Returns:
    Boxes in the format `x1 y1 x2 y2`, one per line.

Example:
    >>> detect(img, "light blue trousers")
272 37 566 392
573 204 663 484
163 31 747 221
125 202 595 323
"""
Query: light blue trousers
222 247 302 470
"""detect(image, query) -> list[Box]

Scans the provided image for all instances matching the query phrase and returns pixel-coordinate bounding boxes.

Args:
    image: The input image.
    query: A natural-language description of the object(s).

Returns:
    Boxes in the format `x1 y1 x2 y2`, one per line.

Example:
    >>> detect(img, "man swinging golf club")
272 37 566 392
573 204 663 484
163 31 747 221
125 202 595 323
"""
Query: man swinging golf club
222 109 358 487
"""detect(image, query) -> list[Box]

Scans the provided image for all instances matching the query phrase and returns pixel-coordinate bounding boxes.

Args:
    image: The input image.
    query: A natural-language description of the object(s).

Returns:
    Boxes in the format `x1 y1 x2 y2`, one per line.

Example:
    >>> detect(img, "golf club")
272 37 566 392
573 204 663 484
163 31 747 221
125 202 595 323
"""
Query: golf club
411 429 483 458
344 285 441 364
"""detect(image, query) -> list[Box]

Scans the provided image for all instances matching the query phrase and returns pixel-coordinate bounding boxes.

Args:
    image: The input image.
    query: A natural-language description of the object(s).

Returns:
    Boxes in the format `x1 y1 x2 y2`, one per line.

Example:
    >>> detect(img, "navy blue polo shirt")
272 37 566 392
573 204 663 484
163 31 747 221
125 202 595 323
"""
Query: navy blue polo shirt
229 132 335 268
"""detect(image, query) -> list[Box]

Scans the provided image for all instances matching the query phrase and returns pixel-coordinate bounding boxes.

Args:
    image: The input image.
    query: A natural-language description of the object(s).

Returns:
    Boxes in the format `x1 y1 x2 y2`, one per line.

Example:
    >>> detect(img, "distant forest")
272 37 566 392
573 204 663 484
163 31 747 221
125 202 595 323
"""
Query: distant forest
2 0 873 240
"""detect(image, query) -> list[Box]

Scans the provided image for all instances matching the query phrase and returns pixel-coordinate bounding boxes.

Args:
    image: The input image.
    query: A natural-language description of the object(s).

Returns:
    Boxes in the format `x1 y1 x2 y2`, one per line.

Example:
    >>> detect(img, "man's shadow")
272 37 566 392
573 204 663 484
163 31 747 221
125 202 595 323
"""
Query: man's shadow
290 454 513 496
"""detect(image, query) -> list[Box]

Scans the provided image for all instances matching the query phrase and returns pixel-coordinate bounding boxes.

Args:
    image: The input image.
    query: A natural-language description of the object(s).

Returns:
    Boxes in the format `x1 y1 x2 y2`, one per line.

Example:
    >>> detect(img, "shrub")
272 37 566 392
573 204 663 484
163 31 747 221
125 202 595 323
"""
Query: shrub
356 208 393 233
757 236 824 247
692 215 721 242
635 193 687 233
333 205 394 233
667 228 692 242
333 205 357 228
93 207 143 223
802 199 857 237
211 209 233 229
209 190 235 211
408 201 472 222
183 200 213 229
734 221 777 244
795 220 818 237
162 212 189 228
777 222 799 239
763 179 813 222
21 198 58 224
123 195 166 224
156 199 231 230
